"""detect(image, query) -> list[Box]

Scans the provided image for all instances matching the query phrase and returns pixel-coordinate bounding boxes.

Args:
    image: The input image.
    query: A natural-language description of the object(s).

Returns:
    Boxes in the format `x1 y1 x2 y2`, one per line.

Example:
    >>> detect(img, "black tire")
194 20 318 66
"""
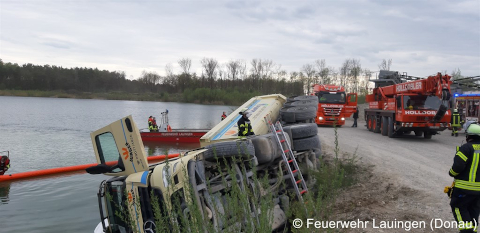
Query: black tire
293 135 321 152
280 106 317 123
204 140 255 161
415 131 423 136
282 123 318 139
381 116 388 136
374 117 381 133
424 131 432 139
293 95 317 101
286 96 298 103
388 117 395 138
284 100 318 108
250 133 292 164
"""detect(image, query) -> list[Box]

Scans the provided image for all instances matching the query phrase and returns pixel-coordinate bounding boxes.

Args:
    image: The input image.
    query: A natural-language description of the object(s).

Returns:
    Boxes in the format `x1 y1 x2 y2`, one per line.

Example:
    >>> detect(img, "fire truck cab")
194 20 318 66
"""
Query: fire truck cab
312 84 357 126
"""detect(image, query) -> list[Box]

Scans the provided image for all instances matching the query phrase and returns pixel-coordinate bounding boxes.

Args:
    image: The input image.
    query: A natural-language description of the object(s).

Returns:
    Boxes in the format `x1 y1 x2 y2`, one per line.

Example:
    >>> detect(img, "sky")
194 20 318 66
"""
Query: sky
0 0 479 80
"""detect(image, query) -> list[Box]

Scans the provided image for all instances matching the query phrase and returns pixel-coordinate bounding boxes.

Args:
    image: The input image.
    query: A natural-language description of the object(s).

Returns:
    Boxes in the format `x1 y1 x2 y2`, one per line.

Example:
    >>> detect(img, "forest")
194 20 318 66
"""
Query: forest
0 58 447 105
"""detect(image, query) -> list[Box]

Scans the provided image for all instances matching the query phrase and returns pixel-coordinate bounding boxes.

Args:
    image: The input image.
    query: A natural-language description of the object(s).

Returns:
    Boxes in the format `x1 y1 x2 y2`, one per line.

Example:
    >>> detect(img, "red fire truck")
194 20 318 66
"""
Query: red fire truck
311 84 358 126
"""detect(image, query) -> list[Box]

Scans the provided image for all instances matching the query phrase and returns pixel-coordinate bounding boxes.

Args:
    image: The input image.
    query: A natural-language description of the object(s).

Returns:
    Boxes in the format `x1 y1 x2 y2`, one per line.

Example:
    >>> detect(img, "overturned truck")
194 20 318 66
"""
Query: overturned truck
88 94 321 233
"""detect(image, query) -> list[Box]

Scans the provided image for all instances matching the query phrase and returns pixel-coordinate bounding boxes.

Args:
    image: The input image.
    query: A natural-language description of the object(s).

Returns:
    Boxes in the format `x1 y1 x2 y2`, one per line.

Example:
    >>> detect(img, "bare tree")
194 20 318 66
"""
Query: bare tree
178 58 192 75
339 59 352 89
349 59 362 93
315 59 330 84
302 64 316 94
226 60 242 82
201 57 218 89
250 59 263 81
378 59 392 71
363 68 373 95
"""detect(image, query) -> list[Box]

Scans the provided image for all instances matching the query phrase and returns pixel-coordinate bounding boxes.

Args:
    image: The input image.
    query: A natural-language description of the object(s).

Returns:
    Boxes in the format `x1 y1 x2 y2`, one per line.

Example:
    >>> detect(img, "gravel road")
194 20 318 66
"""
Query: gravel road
317 114 464 231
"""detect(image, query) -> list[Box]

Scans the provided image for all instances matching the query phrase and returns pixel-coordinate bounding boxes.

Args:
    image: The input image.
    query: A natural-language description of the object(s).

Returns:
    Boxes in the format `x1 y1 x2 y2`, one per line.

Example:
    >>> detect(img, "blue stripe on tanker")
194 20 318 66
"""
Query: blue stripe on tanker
212 100 261 140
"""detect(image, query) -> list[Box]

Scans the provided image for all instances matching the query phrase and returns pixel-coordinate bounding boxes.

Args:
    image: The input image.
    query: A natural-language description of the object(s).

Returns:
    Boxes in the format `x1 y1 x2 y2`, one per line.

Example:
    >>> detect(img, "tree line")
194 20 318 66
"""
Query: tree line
4 57 463 105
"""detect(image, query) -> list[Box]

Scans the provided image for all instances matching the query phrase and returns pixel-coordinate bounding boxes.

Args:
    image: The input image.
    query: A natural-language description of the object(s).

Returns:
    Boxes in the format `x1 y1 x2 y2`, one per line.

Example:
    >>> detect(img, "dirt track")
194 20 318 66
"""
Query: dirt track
317 113 464 232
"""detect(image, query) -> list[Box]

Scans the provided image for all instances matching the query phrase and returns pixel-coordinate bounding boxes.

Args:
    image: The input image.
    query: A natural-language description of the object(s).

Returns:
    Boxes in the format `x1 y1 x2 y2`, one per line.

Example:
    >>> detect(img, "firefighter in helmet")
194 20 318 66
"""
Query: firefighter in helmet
0 155 10 175
448 123 480 232
452 109 461 137
237 108 254 138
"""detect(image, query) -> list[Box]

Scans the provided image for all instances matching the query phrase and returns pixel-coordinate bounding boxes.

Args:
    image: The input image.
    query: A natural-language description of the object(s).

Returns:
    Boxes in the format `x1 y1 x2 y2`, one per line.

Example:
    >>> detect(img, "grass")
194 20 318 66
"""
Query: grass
106 125 361 233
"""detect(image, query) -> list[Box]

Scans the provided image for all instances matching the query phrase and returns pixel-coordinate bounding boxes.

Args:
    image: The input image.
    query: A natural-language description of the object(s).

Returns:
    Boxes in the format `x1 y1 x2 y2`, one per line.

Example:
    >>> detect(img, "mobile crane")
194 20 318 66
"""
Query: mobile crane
365 70 452 139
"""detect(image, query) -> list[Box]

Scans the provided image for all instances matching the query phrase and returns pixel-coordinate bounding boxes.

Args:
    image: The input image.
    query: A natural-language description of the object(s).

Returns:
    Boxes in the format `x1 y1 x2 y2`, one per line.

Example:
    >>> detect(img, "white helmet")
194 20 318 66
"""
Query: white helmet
239 108 249 115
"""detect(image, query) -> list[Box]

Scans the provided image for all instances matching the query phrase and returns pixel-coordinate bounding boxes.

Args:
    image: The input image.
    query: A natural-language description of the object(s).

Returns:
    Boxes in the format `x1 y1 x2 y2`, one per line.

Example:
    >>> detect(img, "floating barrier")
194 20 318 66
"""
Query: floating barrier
0 153 179 183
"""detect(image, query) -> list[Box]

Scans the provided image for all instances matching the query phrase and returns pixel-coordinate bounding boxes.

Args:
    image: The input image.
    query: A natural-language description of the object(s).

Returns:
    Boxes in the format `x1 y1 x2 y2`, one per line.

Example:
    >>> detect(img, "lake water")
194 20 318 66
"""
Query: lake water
0 96 234 233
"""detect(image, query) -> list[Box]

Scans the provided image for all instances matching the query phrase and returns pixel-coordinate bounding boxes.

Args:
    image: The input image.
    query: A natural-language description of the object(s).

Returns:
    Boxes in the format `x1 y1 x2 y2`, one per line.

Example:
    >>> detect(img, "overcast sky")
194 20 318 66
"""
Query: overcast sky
1 0 479 80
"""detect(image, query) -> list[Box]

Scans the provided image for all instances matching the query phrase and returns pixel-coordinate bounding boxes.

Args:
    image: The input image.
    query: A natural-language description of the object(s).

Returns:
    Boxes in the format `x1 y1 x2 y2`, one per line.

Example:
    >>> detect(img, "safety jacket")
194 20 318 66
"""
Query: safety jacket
148 120 153 131
451 113 461 127
449 141 480 194
221 114 227 121
237 116 254 137
0 156 10 175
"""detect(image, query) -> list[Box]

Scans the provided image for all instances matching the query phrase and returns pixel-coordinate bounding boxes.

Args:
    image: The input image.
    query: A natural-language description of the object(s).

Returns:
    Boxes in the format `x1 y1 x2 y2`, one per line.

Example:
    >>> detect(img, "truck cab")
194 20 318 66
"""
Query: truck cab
312 84 357 126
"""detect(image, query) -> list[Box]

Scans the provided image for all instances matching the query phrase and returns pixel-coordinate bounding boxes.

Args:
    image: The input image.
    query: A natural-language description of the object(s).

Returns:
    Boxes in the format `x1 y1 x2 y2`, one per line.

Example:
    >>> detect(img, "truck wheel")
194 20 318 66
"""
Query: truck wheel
415 131 423 136
387 117 395 138
293 135 321 152
284 100 318 108
204 140 256 161
374 117 381 133
283 123 318 139
280 106 317 123
293 95 318 101
424 131 432 139
381 116 388 136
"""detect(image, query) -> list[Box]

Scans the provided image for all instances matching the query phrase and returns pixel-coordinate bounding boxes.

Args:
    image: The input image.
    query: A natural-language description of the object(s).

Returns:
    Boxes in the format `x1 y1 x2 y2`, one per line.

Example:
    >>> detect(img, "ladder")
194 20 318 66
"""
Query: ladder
264 117 308 202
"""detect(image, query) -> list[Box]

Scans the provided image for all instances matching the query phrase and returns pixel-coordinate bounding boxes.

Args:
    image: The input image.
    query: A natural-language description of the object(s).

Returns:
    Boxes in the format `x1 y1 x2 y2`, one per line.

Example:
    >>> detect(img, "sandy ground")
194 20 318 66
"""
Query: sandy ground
316 105 464 232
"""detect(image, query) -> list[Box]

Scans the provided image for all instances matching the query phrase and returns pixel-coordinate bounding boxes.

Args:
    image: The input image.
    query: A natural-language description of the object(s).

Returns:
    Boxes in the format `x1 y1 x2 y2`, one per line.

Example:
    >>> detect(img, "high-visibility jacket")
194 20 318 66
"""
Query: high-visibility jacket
451 113 461 127
237 116 254 137
0 156 10 175
449 141 480 194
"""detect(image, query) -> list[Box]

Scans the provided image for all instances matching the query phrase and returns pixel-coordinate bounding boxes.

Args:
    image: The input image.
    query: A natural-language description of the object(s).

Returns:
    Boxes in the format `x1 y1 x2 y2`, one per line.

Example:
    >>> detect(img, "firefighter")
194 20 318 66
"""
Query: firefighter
221 112 227 121
448 123 480 232
452 109 461 137
148 116 154 132
237 108 254 137
0 155 10 175
352 107 359 127
152 117 158 132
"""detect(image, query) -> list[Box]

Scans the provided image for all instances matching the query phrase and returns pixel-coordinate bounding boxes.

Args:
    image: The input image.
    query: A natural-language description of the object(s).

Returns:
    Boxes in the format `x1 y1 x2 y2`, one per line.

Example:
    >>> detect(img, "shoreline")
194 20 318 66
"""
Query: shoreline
0 89 239 106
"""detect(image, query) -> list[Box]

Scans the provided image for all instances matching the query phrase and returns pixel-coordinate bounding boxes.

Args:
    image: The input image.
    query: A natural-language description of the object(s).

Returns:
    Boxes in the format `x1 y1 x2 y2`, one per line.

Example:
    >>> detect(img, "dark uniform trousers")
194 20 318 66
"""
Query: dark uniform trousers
450 188 480 232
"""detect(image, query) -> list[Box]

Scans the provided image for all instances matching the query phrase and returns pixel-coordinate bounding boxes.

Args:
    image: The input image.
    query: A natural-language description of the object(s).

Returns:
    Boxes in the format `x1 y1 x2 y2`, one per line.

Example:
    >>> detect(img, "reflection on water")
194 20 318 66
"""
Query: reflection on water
0 183 10 204
143 141 201 156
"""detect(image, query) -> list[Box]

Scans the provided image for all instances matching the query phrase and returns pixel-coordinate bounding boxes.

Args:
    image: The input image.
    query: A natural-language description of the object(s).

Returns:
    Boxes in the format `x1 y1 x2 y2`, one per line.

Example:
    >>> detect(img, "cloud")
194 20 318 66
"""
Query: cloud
0 0 478 79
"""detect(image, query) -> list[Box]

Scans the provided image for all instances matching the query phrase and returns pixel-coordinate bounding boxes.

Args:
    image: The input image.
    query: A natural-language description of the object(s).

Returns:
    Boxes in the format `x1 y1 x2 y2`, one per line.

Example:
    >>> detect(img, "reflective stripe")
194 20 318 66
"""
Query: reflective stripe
470 150 480 182
456 151 468 162
455 208 463 223
450 168 459 176
455 180 480 191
